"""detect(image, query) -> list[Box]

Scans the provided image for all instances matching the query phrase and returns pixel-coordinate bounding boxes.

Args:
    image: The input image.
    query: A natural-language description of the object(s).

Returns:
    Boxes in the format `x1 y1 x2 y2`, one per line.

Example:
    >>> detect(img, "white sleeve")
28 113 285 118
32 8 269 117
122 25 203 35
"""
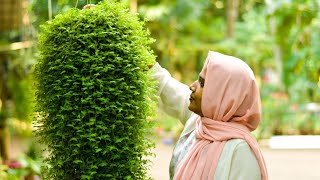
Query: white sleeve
228 141 262 180
152 62 192 125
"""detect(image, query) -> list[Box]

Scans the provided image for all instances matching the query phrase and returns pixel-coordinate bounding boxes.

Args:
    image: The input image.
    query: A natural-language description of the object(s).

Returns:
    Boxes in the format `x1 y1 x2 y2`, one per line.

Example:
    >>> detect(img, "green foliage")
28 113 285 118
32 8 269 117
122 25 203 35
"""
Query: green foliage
139 0 220 83
31 0 104 28
7 78 33 121
214 6 273 74
3 141 45 179
0 49 35 127
137 0 320 137
0 161 7 180
256 83 320 139
34 1 156 179
266 0 319 100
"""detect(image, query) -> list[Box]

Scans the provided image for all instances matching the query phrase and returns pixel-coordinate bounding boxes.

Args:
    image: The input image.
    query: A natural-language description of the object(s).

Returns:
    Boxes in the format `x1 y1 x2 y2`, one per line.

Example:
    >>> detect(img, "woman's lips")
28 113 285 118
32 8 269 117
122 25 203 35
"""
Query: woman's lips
189 95 194 101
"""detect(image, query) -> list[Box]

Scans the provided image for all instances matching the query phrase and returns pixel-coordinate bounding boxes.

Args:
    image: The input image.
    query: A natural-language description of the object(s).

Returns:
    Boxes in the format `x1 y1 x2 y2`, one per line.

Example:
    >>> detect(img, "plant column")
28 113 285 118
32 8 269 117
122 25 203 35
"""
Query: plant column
34 1 156 179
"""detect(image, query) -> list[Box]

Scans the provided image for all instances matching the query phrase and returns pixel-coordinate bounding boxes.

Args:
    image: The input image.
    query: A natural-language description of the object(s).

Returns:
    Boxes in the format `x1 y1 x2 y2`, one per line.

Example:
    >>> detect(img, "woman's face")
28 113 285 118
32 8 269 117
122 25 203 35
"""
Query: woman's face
188 76 205 117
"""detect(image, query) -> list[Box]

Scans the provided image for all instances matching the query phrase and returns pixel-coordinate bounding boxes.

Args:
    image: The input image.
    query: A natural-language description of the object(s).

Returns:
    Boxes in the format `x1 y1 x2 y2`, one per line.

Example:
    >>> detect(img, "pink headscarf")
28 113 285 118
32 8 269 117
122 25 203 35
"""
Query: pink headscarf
174 51 268 180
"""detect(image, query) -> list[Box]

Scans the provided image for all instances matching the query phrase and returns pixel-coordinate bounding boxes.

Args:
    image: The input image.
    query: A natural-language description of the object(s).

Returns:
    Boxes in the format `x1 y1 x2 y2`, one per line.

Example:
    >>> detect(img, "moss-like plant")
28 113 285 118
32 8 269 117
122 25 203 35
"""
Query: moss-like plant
34 1 156 179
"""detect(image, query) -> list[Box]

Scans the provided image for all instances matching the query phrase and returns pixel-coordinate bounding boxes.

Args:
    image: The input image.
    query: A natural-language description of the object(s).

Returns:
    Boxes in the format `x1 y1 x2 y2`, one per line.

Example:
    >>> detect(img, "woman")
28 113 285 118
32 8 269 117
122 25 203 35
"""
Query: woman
153 51 268 180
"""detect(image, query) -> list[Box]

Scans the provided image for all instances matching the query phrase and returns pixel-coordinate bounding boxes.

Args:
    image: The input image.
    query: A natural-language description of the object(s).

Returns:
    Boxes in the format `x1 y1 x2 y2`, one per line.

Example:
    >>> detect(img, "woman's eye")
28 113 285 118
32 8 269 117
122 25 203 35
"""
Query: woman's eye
199 81 204 87
198 76 205 87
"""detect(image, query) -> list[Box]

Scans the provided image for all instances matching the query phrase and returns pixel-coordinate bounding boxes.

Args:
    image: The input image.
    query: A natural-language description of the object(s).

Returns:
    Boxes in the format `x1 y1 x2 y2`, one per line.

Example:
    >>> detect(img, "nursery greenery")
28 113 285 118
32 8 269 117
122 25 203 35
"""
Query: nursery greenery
34 1 156 179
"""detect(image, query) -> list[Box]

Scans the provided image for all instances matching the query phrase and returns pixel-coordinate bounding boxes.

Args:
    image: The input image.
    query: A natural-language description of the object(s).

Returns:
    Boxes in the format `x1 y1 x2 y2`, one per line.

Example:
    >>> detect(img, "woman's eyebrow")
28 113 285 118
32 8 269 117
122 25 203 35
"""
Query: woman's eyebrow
199 76 205 81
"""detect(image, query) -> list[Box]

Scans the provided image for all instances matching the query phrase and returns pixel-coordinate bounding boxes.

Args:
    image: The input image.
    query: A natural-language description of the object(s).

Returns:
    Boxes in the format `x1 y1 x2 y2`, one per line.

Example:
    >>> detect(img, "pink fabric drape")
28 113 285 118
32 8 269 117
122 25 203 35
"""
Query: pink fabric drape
174 51 268 180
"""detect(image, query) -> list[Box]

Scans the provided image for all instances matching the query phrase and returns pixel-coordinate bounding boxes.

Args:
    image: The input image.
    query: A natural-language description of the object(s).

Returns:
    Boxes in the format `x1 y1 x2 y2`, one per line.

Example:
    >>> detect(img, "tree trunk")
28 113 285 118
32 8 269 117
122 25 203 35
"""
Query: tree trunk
269 17 283 89
0 127 10 162
130 0 137 14
0 57 10 162
25 174 37 180
168 17 176 70
226 0 239 39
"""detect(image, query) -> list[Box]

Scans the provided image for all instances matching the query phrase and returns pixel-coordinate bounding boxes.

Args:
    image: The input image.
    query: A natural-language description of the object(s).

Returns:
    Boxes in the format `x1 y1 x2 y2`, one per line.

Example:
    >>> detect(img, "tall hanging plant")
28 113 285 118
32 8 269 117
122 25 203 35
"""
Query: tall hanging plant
34 1 156 179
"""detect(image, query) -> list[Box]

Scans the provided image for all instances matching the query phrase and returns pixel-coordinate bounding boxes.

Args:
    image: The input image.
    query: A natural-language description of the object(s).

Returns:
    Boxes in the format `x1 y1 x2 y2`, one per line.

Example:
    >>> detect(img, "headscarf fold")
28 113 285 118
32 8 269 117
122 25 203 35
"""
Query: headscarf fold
174 51 268 180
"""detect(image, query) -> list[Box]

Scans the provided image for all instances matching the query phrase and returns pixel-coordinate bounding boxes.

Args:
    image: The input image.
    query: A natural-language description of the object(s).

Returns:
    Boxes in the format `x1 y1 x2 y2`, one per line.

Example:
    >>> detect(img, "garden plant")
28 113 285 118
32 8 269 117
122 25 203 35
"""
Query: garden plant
34 1 156 179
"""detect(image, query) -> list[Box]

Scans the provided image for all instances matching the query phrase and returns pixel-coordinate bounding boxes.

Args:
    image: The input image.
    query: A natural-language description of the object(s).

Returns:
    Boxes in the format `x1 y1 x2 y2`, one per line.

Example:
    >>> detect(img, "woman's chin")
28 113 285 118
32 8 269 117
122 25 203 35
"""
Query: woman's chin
188 105 203 116
188 104 195 113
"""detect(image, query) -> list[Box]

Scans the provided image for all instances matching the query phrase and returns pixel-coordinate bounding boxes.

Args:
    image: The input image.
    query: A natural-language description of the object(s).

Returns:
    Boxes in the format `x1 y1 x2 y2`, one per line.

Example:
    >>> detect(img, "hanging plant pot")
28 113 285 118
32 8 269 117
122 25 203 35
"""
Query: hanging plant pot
34 1 156 179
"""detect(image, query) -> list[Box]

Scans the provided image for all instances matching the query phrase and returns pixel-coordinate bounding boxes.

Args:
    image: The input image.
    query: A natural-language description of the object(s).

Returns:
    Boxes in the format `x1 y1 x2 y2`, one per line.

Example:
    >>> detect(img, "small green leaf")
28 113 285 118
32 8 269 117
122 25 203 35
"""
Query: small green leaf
73 160 82 164
95 148 102 153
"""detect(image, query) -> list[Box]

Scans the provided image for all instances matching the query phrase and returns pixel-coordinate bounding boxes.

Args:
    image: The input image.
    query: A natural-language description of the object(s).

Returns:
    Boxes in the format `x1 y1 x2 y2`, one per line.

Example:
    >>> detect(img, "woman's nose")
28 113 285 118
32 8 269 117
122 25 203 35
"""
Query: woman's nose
189 84 196 92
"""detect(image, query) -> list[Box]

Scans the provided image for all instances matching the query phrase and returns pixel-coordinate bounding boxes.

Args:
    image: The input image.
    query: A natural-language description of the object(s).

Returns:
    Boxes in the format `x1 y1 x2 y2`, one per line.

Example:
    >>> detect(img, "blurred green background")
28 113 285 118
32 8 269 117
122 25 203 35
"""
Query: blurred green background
0 0 319 178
